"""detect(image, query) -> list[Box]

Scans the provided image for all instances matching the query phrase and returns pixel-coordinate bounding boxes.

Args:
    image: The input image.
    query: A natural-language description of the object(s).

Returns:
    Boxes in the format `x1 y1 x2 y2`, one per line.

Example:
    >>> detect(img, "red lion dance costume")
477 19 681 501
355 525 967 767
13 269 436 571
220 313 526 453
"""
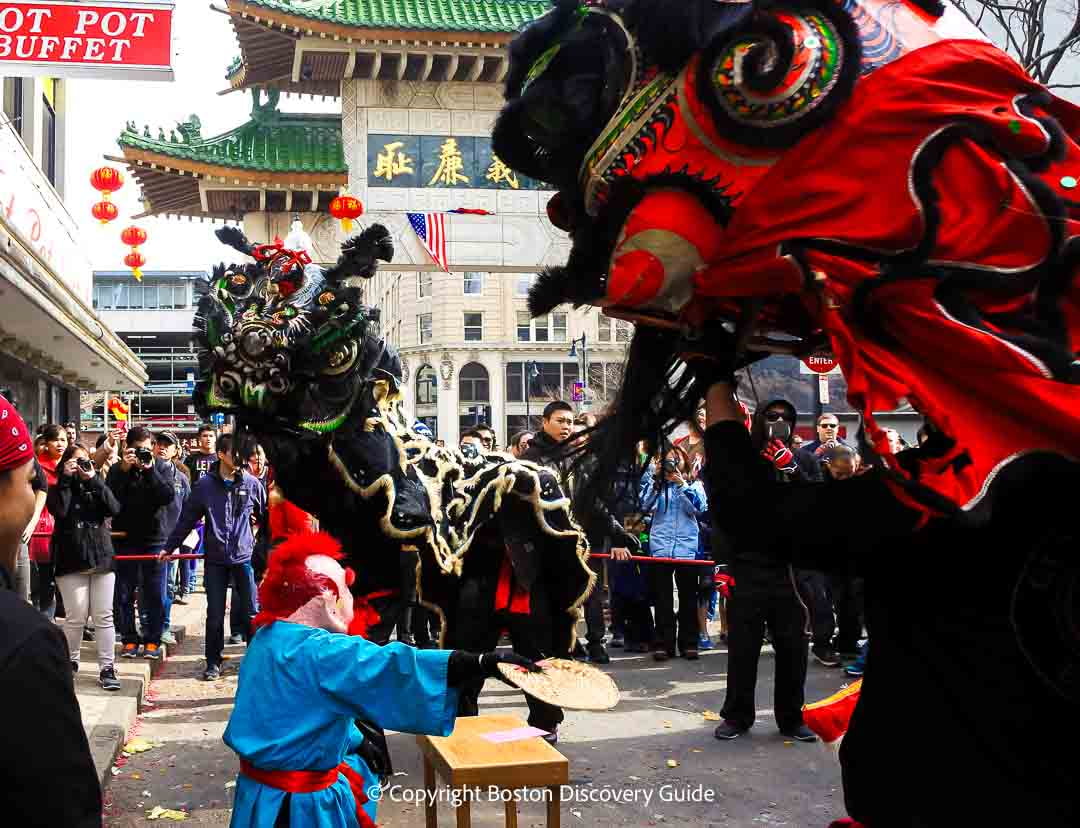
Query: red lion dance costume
495 0 1080 514
494 1 1080 824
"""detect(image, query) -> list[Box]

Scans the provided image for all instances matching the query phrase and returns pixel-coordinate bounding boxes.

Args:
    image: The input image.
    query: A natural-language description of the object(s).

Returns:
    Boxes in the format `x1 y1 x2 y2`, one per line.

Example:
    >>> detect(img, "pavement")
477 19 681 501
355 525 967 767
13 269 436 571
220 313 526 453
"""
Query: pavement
96 593 850 827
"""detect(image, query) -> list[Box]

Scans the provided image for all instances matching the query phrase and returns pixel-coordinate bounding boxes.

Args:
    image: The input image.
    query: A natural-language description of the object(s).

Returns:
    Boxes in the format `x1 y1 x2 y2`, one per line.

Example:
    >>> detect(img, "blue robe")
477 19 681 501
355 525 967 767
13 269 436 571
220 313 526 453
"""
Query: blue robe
224 621 459 827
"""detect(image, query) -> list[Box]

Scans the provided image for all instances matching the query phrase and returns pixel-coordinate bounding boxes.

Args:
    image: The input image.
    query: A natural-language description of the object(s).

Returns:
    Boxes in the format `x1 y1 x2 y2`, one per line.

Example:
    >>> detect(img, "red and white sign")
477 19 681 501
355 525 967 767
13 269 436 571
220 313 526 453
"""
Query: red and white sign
800 353 840 375
0 1 173 82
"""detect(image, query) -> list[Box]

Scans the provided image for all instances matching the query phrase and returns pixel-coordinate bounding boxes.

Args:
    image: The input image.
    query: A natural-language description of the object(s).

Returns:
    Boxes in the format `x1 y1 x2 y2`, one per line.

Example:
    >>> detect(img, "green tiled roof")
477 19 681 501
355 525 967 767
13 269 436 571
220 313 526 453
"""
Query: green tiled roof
226 55 243 79
241 0 549 33
118 109 346 176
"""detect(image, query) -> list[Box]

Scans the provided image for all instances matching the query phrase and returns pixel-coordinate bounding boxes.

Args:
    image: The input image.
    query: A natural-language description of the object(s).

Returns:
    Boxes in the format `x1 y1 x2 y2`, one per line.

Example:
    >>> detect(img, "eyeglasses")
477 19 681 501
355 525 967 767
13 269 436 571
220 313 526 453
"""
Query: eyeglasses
820 423 839 429
764 412 785 422
481 438 493 447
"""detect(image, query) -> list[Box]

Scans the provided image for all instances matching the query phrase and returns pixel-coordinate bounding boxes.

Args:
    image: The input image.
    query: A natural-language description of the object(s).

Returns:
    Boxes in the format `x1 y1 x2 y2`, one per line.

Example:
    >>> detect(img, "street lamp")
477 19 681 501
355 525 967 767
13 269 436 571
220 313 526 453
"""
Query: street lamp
569 334 588 405
524 359 539 430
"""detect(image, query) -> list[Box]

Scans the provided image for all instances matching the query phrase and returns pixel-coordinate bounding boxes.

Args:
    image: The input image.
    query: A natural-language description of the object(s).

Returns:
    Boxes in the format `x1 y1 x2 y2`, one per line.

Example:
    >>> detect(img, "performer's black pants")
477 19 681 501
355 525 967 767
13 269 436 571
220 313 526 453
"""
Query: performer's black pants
720 565 808 732
795 570 835 649
451 573 565 733
649 562 700 654
830 575 864 653
583 557 605 646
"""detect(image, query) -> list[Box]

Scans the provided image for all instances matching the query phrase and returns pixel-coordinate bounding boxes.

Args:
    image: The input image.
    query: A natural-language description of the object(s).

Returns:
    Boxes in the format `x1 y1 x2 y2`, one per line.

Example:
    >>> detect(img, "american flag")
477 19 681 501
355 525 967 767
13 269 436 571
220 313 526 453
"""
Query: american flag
407 212 449 272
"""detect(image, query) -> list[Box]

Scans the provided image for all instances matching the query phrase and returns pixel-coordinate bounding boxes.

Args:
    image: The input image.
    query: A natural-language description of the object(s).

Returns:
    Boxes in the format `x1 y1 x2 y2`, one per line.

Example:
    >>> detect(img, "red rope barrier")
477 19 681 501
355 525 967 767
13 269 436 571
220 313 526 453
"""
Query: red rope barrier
113 554 204 561
588 553 715 566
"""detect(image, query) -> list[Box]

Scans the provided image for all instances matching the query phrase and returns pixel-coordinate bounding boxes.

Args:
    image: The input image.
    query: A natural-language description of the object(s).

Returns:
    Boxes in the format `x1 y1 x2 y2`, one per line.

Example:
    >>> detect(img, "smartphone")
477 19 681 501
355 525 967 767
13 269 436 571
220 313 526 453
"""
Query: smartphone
767 421 791 442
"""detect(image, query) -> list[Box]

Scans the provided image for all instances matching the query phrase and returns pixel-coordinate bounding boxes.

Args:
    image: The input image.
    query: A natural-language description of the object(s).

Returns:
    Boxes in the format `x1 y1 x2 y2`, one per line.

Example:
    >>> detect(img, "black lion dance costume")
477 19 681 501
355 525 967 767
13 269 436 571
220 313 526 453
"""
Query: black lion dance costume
193 225 593 736
494 0 1080 824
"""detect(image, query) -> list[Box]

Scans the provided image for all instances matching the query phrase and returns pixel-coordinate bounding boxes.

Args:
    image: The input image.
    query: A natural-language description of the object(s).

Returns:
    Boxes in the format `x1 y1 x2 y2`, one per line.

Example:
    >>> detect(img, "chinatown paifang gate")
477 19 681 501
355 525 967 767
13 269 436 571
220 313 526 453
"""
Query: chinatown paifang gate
114 0 637 447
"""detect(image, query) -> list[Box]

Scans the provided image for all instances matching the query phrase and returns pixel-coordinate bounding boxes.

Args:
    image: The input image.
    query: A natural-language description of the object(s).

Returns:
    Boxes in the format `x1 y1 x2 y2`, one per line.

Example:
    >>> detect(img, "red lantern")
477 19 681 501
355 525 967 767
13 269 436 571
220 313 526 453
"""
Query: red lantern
329 194 364 233
91 200 119 225
90 166 124 201
121 225 148 281
120 225 147 247
124 251 146 281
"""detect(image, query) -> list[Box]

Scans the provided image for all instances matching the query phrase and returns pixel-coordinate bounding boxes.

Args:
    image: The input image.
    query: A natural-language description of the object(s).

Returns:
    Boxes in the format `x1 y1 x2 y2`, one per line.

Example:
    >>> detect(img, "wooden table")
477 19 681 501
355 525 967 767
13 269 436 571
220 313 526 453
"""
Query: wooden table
415 714 569 828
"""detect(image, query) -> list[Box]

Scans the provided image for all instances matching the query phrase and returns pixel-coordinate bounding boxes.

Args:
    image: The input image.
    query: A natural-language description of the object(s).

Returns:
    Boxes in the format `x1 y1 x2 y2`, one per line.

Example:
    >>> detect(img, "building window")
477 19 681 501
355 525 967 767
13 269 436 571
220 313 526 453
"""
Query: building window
515 273 535 297
516 312 568 342
459 362 491 434
464 312 483 342
597 316 633 343
506 414 542 438
41 94 56 186
552 312 567 342
417 415 438 439
459 362 490 403
506 362 579 402
463 272 484 295
516 311 531 343
419 313 433 344
93 281 191 310
418 272 432 299
416 364 437 405
3 78 23 134
534 314 550 342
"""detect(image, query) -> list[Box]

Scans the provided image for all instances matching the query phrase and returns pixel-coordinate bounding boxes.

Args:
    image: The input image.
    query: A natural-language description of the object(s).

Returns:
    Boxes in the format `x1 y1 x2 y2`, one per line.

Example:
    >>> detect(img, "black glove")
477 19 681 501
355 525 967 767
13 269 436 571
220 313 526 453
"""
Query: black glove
446 650 541 687
678 319 766 386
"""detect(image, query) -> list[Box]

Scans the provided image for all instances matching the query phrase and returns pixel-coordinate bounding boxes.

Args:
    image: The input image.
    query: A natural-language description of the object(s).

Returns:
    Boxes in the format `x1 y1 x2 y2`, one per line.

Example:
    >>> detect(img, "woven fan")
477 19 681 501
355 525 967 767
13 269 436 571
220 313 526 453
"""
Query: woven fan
497 658 621 711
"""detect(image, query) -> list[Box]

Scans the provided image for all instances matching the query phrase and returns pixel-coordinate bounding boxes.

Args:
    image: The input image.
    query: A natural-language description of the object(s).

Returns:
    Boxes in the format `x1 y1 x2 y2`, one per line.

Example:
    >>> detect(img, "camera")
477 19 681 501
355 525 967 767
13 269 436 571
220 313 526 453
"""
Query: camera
134 447 153 465
76 458 92 472
767 421 791 442
662 458 679 474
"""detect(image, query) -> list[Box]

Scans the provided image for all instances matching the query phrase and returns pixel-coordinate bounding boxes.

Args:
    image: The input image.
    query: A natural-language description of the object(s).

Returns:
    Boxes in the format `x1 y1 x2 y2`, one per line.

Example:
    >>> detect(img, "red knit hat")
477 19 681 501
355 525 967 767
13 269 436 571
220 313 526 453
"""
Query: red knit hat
0 397 32 473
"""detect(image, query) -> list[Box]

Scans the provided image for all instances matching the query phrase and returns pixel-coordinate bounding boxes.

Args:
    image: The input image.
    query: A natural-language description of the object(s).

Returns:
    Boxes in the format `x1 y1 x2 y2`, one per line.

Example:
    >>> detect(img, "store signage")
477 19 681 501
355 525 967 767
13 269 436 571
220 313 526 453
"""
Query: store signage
368 134 549 190
0 1 174 82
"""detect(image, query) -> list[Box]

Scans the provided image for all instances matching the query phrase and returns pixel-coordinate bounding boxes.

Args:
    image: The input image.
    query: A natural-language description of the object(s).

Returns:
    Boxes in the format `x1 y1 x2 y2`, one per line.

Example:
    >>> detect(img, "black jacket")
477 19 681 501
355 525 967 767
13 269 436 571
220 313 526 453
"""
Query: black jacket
704 420 1080 824
47 473 122 577
523 431 638 552
106 458 176 549
0 565 102 826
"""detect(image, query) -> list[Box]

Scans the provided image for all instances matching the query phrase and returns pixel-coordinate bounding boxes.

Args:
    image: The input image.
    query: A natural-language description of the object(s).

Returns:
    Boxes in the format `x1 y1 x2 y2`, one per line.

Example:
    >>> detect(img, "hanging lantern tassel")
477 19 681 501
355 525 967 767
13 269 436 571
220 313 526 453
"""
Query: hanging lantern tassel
91 200 119 225
329 194 363 233
90 165 124 202
124 250 146 281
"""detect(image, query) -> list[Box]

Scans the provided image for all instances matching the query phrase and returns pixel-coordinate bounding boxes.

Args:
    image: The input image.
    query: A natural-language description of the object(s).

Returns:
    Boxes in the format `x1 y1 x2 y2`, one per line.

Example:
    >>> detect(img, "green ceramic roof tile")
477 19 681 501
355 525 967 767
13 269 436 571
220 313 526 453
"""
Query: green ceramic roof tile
241 0 549 33
118 111 346 175
226 55 243 79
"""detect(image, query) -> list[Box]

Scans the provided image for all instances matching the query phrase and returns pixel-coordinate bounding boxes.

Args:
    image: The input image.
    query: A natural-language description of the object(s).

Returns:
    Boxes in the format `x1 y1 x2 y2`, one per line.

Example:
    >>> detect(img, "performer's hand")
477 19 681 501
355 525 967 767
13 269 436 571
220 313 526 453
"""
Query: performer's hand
762 439 797 473
446 650 541 687
480 651 541 679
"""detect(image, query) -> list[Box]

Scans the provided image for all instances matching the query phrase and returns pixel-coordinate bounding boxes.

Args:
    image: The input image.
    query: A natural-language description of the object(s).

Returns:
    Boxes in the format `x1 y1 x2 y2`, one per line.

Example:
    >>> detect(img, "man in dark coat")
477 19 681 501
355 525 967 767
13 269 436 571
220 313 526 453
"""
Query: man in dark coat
701 379 1080 824
0 395 101 827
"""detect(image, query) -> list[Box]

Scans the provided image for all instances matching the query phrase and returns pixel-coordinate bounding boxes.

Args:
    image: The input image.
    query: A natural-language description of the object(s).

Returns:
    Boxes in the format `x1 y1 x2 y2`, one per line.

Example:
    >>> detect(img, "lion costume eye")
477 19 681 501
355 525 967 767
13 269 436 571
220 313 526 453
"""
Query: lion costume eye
322 341 358 376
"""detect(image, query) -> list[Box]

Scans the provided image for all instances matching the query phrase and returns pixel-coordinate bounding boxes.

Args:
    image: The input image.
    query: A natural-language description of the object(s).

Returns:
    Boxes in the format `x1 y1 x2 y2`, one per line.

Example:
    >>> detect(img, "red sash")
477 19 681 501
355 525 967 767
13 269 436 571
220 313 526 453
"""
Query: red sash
239 759 376 828
494 555 531 614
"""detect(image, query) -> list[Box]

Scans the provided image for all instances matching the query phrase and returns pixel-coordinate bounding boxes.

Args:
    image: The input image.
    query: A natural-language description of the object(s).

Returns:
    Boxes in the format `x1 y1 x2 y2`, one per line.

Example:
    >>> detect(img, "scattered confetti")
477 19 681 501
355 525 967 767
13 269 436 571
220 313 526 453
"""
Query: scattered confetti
110 767 121 776
666 759 679 768
123 738 155 755
141 791 152 799
702 710 721 721
131 773 142 780
691 749 703 754
571 809 583 820
662 721 672 729
784 741 794 746
225 781 236 789
147 806 188 821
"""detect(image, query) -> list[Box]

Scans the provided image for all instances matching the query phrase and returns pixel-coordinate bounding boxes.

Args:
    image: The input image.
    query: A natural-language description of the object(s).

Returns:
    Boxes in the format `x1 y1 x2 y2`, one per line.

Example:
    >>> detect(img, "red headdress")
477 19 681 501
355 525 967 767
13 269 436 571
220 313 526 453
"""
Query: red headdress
0 396 33 473
253 531 354 631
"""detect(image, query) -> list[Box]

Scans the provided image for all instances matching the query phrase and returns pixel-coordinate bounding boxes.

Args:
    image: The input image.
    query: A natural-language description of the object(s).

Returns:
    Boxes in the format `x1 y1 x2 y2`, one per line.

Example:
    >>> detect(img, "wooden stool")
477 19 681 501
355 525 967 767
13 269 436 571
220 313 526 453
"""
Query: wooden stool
416 714 569 828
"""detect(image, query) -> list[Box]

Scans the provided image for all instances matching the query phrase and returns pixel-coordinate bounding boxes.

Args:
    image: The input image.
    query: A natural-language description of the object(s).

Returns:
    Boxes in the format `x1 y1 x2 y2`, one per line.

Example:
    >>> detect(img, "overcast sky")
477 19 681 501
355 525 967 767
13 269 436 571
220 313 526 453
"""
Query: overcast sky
66 2 336 273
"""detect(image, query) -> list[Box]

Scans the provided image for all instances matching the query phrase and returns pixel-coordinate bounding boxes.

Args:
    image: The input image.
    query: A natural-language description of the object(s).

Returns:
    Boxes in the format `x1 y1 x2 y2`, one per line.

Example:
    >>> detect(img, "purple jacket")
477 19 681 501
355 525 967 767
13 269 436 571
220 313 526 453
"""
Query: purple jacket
164 469 266 566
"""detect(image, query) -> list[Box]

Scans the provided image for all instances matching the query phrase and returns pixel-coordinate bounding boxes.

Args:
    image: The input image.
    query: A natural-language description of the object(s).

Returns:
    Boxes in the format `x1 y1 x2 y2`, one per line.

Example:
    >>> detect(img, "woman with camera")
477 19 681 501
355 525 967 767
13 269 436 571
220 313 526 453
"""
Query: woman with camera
48 442 123 690
639 444 709 661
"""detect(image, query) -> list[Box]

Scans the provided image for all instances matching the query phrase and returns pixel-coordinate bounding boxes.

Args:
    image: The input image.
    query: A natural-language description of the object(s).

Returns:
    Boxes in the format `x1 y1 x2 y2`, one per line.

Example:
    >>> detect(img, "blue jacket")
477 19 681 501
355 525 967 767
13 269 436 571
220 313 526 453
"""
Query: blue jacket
164 469 266 566
639 472 708 559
